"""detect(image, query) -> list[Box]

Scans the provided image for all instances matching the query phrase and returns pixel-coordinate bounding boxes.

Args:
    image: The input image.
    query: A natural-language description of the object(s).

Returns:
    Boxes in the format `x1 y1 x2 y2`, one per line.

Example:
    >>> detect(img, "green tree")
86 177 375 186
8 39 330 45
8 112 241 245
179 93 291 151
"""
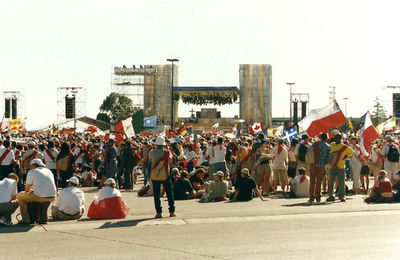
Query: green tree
96 92 135 124
371 96 387 123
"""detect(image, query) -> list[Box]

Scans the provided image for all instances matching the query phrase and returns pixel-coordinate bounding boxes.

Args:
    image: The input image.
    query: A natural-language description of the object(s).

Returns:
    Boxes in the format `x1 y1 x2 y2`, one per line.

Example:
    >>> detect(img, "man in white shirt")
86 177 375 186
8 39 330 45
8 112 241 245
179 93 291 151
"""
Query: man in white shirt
211 137 227 175
0 173 19 226
0 140 16 180
51 176 85 220
16 159 57 224
289 167 310 198
272 139 288 193
43 140 59 187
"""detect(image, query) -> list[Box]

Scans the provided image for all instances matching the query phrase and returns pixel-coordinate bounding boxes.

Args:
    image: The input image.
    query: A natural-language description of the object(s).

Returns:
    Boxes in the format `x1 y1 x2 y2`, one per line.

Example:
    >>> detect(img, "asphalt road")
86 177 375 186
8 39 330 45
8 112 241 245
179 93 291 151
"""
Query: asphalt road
1 180 400 259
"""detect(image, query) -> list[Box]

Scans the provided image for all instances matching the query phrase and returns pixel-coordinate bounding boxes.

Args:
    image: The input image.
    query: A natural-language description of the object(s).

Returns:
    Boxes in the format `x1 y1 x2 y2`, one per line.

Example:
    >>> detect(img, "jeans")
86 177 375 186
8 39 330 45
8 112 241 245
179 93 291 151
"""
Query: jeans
328 168 345 200
152 179 175 214
106 163 117 182
144 162 151 186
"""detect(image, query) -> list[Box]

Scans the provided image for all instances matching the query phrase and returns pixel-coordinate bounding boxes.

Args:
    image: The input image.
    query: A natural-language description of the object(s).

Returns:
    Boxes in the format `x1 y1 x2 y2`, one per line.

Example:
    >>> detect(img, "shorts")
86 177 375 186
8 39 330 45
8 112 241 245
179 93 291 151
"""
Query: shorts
273 169 287 182
254 164 272 183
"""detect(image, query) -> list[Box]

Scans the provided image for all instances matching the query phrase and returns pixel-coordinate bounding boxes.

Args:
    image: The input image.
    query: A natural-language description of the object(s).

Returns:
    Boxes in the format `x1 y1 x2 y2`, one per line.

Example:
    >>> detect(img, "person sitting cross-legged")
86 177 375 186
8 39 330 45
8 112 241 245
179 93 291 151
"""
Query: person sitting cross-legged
200 171 228 202
51 176 85 220
230 168 265 202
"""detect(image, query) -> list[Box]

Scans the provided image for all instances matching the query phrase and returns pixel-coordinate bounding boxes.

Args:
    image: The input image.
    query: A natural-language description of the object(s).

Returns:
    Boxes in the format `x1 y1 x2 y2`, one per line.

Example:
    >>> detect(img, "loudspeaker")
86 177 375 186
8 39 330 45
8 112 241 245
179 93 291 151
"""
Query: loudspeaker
293 101 298 123
11 98 17 119
65 96 75 119
4 98 10 119
393 93 400 118
301 102 307 119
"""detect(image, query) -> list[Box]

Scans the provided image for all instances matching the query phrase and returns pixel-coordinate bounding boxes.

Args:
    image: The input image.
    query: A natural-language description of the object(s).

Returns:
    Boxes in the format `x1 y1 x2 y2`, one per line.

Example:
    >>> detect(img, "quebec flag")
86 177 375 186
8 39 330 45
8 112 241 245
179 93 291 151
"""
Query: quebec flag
282 126 300 143
143 116 157 128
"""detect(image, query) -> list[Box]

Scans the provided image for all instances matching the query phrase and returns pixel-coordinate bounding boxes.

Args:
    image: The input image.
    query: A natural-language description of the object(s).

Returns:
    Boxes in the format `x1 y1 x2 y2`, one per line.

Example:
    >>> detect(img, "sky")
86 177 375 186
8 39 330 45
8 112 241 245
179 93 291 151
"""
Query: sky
1 0 400 130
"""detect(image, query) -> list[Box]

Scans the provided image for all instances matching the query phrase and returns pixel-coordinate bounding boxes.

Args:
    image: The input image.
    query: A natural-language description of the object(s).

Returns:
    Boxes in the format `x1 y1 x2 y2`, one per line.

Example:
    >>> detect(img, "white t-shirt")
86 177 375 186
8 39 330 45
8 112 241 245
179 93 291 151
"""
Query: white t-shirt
0 178 18 203
57 186 85 215
26 167 57 197
43 148 59 170
292 175 310 198
0 148 15 165
186 151 197 162
94 186 121 204
212 145 226 163
272 146 288 170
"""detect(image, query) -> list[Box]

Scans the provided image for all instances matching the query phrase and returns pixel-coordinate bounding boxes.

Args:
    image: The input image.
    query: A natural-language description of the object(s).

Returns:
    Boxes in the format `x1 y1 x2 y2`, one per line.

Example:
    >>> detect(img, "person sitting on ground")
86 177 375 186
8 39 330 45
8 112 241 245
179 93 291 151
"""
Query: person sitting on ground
81 165 95 187
16 159 57 224
200 171 228 202
0 173 19 226
391 171 400 202
87 178 130 219
173 171 195 200
51 176 85 220
289 167 310 198
189 167 208 198
230 168 265 202
364 170 393 203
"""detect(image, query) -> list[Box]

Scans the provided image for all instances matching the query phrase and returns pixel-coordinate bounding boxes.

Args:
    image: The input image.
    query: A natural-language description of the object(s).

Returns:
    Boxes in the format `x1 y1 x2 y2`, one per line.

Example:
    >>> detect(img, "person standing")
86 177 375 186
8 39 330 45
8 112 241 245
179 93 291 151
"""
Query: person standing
56 143 75 188
104 139 118 182
149 136 175 218
43 140 59 187
272 139 288 193
327 134 354 202
295 134 311 176
308 133 331 204
121 140 136 190
0 140 16 181
211 137 227 175
380 136 400 182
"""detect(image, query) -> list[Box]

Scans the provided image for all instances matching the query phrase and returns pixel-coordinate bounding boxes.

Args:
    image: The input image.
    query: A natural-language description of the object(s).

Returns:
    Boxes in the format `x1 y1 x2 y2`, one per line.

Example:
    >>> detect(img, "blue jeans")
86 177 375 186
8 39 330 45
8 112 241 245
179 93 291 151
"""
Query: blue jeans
144 162 151 186
152 179 175 214
106 163 117 182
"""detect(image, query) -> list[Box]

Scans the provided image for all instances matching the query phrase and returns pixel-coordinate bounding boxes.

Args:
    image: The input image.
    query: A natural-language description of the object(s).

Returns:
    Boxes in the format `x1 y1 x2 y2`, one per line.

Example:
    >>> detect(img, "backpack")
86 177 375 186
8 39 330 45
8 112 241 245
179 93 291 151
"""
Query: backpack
387 145 399 162
298 144 308 162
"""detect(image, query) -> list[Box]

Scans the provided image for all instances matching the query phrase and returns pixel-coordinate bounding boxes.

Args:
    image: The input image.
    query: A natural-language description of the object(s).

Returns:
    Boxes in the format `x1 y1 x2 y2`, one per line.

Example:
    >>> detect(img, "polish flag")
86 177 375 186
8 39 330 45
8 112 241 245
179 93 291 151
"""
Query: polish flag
114 118 135 144
249 122 264 134
359 112 379 156
298 101 347 137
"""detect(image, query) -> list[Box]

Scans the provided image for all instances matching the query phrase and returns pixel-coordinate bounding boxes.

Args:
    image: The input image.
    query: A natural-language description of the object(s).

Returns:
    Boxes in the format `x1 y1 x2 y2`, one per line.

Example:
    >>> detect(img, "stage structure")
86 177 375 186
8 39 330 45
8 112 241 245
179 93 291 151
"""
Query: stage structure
112 65 178 126
291 93 310 123
57 87 86 129
239 64 272 127
112 64 272 130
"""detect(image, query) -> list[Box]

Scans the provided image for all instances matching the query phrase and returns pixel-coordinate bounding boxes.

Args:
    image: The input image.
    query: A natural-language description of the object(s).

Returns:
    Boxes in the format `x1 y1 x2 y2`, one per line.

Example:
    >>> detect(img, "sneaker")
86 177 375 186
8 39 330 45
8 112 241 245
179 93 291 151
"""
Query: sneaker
340 198 346 202
169 213 176 217
326 196 335 202
0 218 11 226
155 213 162 218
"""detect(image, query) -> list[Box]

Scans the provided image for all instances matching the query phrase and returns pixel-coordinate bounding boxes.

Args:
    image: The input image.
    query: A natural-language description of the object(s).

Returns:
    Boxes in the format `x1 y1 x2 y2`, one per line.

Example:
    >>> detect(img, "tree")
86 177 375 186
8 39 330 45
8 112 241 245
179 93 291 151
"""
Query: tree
96 92 135 124
371 96 387 123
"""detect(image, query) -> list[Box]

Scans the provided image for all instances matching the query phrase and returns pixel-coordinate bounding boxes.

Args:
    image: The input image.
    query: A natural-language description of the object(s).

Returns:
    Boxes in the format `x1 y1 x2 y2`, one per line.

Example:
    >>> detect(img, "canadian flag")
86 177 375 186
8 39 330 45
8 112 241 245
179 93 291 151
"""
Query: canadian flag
113 118 135 144
249 122 264 134
359 112 379 156
298 101 347 137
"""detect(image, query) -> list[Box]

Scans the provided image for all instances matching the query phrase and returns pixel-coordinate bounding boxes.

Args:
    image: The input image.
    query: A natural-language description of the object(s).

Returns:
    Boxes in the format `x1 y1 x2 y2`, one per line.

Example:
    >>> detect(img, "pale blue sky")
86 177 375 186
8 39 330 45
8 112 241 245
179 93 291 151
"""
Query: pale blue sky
1 0 400 130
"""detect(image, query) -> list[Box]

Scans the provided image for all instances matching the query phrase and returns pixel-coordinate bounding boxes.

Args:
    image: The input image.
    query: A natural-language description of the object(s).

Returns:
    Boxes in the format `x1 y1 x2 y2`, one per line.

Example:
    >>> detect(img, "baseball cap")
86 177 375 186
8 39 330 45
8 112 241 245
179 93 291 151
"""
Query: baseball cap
67 176 79 185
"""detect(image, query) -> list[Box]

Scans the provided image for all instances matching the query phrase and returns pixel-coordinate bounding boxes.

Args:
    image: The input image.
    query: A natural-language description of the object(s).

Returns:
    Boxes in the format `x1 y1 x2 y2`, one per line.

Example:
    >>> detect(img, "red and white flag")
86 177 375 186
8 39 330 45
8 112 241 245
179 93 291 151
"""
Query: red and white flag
114 118 135 144
359 112 379 156
298 101 347 137
249 122 264 134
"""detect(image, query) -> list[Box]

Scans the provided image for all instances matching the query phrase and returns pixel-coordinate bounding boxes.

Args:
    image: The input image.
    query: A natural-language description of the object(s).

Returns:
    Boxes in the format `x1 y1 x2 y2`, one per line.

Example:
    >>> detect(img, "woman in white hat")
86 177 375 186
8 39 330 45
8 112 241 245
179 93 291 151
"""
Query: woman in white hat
87 178 130 219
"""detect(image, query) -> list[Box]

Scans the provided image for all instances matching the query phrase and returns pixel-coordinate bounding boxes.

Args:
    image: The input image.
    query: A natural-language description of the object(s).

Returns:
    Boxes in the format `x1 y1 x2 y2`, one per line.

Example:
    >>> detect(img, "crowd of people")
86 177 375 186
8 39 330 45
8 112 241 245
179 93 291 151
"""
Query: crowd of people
1 127 400 226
